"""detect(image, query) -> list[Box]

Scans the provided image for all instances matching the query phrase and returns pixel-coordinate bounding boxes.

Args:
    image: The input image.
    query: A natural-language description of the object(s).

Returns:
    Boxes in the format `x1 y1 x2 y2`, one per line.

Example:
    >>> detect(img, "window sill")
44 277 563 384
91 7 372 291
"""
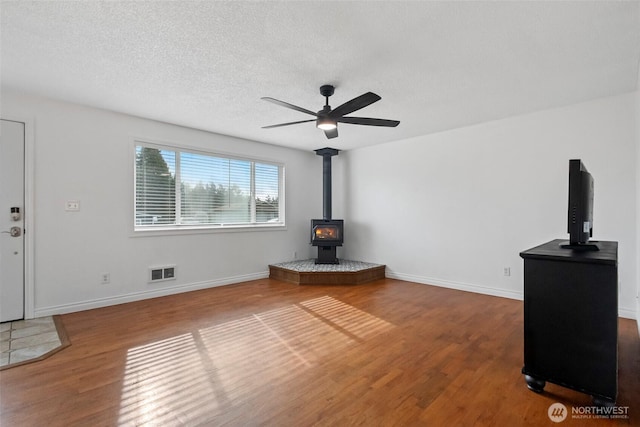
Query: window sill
131 223 287 237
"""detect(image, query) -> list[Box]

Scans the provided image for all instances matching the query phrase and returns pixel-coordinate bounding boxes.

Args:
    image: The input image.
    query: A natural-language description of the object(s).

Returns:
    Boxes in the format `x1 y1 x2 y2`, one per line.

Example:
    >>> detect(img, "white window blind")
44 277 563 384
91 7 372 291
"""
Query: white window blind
135 143 283 230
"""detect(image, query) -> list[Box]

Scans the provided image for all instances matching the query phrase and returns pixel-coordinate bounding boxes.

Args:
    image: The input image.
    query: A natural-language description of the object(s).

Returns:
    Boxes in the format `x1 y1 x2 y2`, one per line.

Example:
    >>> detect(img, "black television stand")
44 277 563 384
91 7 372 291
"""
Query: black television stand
520 239 618 405
559 240 600 251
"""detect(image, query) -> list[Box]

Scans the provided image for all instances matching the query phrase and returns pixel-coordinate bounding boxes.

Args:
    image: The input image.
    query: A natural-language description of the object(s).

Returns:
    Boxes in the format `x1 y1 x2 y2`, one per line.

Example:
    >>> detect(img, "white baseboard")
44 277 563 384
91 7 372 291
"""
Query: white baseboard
34 271 269 317
33 269 638 322
636 298 640 335
386 271 523 301
386 271 637 320
618 306 637 320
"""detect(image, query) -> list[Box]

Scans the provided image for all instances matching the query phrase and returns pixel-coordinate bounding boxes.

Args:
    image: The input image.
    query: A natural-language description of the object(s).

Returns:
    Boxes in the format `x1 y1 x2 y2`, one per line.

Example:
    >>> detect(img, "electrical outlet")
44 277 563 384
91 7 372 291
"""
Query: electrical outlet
503 267 511 277
65 200 80 211
101 272 110 284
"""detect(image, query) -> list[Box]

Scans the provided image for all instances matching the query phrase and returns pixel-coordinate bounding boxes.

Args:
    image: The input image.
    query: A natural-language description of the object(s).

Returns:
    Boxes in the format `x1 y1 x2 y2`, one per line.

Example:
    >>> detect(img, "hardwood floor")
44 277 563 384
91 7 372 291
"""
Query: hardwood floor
1 278 638 426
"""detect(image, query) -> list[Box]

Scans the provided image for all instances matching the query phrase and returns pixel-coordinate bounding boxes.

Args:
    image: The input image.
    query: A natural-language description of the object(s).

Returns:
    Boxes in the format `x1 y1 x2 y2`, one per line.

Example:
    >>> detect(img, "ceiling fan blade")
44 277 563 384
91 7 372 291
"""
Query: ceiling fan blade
336 117 400 127
329 92 381 118
261 97 318 117
324 128 338 139
262 119 316 129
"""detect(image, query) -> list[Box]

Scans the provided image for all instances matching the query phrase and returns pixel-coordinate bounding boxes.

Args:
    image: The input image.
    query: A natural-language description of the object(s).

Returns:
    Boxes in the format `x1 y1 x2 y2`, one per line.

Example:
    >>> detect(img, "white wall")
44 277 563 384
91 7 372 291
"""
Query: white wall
635 69 640 331
2 88 637 320
336 93 638 318
1 89 321 316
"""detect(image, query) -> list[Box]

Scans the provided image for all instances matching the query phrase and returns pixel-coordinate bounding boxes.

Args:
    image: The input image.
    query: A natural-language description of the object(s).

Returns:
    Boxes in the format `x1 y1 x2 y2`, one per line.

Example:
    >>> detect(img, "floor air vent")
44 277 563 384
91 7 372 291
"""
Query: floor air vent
149 266 176 283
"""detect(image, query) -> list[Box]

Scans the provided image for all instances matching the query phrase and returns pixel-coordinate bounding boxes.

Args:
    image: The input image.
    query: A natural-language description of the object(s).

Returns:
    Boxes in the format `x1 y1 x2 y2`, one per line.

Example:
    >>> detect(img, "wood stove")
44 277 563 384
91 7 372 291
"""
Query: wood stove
312 148 343 264
311 219 343 264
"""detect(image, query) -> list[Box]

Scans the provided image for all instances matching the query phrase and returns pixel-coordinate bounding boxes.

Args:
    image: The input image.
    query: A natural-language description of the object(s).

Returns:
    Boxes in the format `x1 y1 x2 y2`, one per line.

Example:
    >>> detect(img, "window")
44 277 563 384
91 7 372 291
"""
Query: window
135 142 284 231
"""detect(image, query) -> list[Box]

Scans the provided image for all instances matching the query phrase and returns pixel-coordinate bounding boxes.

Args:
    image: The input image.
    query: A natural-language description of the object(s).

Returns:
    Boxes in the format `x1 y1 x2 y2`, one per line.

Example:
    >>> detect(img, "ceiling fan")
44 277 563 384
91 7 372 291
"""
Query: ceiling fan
261 85 400 139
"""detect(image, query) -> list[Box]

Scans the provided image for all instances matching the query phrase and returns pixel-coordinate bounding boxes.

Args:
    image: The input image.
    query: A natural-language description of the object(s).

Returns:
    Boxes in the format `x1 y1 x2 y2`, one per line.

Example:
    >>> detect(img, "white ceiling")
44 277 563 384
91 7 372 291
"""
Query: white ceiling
2 1 639 151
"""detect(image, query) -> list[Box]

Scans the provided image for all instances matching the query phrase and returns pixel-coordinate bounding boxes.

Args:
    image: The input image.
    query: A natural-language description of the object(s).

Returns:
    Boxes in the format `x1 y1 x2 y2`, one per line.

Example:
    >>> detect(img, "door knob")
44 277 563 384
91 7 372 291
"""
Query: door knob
1 226 21 237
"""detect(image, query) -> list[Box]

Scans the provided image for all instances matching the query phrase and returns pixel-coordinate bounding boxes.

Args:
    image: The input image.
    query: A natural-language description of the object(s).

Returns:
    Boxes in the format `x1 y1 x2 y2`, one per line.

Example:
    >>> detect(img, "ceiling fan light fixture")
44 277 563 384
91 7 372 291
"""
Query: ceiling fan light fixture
262 85 399 139
316 117 337 130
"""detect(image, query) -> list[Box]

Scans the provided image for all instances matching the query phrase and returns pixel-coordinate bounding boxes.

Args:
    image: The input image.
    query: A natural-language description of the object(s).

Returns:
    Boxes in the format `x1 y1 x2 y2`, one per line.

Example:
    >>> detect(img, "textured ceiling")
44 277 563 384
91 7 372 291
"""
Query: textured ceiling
1 1 639 151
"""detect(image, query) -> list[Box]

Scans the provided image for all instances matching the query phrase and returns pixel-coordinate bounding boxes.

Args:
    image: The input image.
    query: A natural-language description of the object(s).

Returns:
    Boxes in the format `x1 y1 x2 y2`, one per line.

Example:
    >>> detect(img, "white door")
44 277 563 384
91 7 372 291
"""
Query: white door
0 119 25 322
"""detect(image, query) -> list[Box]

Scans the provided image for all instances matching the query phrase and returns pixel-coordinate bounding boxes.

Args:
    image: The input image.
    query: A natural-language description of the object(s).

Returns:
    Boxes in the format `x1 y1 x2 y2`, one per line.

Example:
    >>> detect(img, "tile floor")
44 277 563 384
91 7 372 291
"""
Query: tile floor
0 316 62 368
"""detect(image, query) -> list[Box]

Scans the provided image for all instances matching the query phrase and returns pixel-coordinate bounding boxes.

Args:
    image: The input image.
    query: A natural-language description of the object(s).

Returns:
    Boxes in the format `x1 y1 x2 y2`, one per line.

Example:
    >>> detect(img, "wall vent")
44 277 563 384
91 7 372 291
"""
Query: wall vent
149 265 176 283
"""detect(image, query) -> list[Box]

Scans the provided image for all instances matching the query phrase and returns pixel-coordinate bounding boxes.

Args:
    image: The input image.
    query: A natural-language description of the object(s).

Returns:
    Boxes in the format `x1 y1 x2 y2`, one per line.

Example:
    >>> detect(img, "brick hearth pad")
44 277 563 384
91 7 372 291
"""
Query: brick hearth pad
269 259 386 285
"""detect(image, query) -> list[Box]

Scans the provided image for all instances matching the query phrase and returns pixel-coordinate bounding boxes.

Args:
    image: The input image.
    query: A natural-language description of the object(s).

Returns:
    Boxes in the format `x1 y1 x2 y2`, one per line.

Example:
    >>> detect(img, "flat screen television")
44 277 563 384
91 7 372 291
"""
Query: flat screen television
561 159 599 251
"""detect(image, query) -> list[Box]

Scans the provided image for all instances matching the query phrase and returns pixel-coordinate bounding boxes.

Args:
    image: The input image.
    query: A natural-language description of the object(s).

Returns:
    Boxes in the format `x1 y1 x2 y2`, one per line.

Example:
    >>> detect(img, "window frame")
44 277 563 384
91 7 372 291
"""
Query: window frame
132 138 285 235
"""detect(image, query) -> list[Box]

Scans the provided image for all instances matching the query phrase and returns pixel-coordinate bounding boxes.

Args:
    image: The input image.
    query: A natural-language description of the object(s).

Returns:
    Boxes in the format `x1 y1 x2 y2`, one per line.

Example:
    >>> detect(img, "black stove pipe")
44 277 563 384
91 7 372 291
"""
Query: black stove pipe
314 147 340 220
